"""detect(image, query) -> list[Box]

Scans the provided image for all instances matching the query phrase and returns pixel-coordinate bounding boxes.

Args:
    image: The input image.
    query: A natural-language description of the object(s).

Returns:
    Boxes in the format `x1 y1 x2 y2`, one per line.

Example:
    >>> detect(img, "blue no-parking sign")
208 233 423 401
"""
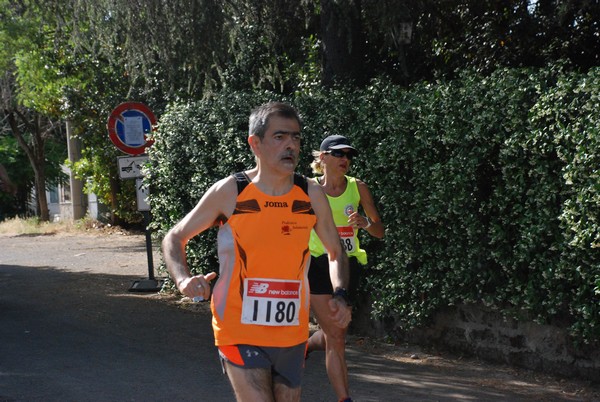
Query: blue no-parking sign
107 102 156 155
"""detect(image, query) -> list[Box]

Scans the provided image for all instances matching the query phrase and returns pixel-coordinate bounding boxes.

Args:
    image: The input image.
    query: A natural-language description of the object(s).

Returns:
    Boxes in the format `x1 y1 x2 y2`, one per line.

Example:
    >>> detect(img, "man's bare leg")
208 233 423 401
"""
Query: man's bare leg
224 362 274 402
309 294 350 400
224 361 301 402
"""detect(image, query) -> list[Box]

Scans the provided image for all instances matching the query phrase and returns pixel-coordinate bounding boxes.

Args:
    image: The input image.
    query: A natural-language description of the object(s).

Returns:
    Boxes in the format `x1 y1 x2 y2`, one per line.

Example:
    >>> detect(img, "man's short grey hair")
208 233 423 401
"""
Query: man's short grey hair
248 102 302 138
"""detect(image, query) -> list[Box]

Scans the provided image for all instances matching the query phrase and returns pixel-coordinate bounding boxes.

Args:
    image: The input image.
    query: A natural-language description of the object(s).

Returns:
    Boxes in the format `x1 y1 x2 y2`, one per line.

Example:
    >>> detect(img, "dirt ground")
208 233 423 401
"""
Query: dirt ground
1 228 599 401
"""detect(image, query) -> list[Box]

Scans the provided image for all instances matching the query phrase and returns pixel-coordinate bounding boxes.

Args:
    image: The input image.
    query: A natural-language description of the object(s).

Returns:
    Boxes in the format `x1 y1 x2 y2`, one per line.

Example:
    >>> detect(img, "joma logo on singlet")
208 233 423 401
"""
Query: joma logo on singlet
263 201 288 208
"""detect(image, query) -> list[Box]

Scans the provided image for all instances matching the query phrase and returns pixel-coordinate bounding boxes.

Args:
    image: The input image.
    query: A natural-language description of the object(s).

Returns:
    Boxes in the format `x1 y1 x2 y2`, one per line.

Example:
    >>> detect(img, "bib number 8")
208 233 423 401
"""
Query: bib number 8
337 226 356 254
340 237 354 252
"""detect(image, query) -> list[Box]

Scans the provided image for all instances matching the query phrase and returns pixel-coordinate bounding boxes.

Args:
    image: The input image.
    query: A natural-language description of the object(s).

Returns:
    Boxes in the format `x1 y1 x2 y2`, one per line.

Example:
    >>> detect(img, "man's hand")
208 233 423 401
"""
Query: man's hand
177 272 217 301
328 297 352 328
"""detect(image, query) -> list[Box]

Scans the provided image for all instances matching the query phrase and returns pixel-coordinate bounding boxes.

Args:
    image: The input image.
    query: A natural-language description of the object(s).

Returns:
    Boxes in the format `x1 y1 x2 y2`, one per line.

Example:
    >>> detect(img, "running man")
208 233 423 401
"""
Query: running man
162 102 351 402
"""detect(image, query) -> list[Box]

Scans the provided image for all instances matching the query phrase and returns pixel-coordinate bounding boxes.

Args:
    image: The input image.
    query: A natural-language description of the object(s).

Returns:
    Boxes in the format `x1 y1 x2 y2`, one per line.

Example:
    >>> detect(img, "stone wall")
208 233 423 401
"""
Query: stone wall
353 303 600 382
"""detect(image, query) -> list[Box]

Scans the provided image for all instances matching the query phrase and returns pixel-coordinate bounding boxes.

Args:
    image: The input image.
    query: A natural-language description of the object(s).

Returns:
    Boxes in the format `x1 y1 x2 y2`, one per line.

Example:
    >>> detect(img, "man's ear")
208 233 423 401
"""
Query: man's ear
248 135 260 154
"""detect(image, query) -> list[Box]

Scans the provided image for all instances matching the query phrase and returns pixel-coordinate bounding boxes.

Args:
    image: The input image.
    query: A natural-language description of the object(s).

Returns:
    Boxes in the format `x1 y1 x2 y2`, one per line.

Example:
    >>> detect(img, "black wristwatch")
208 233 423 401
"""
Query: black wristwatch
332 287 352 306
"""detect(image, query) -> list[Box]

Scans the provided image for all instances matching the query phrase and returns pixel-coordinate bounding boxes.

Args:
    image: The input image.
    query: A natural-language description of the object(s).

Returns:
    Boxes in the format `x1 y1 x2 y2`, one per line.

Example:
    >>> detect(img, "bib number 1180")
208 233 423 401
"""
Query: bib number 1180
250 300 296 324
241 278 301 326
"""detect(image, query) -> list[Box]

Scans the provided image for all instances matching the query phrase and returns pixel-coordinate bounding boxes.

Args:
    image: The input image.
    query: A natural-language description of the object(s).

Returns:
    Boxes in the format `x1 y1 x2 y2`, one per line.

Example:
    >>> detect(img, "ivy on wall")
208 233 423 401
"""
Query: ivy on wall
148 67 599 345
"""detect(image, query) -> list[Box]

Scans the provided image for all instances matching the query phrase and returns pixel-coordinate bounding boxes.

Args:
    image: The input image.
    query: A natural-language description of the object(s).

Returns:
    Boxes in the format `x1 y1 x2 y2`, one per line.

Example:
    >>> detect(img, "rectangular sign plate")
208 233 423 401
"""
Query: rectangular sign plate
117 155 149 179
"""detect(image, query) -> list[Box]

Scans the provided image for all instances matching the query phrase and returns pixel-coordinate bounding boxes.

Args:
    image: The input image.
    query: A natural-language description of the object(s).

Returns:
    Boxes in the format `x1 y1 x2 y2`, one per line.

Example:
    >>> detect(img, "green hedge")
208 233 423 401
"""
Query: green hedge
148 67 599 344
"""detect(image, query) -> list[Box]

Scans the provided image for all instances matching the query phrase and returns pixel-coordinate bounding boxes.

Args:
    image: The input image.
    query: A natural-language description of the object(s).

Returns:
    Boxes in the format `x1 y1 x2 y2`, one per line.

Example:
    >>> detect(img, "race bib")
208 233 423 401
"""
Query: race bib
338 226 356 254
241 278 301 326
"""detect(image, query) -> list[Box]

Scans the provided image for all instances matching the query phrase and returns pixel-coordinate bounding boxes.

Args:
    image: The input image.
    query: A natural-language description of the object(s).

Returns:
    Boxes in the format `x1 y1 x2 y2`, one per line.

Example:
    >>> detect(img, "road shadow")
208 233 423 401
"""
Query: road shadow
0 262 595 402
0 263 231 401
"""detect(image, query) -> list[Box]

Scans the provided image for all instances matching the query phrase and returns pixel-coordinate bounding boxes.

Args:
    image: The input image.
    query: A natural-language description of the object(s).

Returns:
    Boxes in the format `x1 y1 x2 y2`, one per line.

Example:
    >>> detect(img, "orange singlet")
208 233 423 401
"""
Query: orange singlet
211 172 316 347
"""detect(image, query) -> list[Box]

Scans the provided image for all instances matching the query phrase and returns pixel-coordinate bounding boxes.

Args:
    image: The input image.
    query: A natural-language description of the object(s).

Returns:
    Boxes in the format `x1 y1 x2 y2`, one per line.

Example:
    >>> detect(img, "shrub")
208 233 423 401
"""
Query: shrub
148 68 599 344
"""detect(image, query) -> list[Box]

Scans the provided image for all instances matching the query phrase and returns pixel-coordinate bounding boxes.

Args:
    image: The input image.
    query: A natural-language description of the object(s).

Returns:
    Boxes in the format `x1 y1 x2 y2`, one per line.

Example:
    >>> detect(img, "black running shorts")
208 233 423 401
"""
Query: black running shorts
307 254 362 298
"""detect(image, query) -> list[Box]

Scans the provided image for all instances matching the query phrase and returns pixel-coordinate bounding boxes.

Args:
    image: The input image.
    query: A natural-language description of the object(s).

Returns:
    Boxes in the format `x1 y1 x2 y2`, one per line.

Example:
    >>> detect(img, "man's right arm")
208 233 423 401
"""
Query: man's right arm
162 176 236 300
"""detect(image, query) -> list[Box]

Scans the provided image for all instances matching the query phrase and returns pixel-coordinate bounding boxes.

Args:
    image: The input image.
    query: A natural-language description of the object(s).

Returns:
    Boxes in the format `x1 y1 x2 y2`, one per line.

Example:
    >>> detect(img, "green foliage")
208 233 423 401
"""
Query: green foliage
404 0 599 80
72 0 227 102
0 136 30 219
530 67 600 341
149 68 599 345
5 0 597 227
1 0 72 221
67 1 600 101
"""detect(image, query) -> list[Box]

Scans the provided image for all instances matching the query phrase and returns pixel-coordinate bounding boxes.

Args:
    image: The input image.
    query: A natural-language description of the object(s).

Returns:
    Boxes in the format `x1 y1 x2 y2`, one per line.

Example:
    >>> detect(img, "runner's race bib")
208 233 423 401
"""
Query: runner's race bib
337 226 356 254
241 278 301 326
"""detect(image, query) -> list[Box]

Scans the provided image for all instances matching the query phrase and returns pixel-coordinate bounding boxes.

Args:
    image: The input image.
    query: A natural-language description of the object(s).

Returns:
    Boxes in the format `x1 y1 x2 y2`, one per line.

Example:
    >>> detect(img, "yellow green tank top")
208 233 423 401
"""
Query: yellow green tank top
308 175 367 265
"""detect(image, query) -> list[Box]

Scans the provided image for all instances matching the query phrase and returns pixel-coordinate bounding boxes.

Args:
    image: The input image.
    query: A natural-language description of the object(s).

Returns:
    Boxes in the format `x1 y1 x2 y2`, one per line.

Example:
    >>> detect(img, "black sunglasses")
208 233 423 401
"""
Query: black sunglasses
326 149 355 160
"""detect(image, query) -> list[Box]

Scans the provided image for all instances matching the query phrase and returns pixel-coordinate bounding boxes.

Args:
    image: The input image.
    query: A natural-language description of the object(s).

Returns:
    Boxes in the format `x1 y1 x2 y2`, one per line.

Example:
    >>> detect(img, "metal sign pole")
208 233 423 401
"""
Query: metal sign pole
128 180 163 292
128 218 162 291
143 210 155 279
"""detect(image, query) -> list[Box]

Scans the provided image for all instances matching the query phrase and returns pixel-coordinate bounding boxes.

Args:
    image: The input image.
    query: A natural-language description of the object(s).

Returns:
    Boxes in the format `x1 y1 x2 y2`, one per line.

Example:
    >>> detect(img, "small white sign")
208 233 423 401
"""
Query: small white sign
118 155 149 179
136 178 150 211
123 116 145 145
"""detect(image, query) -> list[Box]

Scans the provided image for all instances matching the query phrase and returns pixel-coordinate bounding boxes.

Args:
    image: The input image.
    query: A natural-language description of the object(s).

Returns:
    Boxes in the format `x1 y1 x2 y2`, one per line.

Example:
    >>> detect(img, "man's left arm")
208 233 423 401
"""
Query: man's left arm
309 179 352 328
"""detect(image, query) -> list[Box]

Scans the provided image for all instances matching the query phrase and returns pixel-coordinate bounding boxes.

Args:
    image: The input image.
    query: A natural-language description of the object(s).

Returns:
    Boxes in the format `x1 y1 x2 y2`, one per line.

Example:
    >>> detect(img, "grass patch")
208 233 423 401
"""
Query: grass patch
0 217 114 235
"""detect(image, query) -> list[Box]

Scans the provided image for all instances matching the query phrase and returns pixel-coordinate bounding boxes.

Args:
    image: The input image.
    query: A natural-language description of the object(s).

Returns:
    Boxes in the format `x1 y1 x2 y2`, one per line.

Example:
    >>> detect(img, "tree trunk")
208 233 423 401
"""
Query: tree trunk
5 109 51 221
320 0 367 87
34 166 50 221
109 174 122 226
66 120 86 220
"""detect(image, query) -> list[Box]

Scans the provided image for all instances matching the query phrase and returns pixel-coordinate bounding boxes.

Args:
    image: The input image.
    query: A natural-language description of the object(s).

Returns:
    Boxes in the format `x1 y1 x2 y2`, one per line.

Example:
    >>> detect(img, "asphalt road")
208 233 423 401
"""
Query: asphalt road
1 232 598 401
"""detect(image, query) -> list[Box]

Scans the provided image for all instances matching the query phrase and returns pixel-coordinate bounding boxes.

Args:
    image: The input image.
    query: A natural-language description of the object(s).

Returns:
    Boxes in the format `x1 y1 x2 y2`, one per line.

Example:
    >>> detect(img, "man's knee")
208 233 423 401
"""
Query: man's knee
325 331 346 347
274 381 301 402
